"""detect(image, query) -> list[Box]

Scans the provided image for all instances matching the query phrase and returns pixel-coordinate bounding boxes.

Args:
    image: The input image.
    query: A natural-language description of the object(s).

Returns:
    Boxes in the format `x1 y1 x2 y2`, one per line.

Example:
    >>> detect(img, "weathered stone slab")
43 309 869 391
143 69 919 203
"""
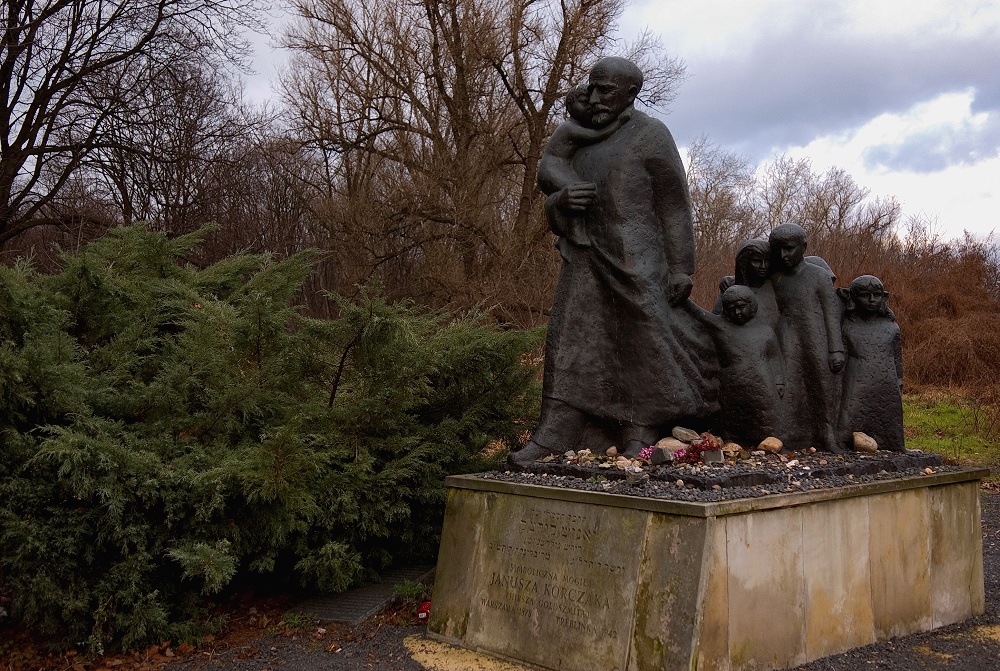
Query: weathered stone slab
869 488 932 639
430 488 490 643
431 490 648 671
727 505 806 671
801 496 874 660
628 515 712 671
694 518 730 671
929 481 986 627
430 468 989 671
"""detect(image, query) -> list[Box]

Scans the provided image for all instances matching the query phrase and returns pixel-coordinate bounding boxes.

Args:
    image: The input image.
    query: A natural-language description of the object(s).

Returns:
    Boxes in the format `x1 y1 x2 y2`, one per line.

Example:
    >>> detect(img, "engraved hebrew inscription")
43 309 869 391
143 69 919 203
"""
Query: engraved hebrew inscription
463 496 646 671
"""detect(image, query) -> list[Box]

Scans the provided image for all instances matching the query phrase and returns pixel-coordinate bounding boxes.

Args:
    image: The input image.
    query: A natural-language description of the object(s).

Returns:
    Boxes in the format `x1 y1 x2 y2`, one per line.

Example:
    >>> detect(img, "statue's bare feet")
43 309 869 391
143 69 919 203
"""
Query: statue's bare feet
623 439 648 459
823 439 849 454
508 440 557 468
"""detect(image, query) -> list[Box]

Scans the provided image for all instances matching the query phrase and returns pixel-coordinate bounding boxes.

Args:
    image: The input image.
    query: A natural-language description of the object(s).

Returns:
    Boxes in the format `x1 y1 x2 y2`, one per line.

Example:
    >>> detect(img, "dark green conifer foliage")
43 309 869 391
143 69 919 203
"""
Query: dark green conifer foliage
0 226 542 651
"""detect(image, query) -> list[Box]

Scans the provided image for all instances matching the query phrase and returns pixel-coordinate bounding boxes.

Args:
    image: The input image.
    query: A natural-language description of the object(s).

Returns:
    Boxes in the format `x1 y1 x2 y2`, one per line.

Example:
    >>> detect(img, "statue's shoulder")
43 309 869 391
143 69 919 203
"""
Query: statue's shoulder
627 112 682 162
800 260 834 285
629 111 673 139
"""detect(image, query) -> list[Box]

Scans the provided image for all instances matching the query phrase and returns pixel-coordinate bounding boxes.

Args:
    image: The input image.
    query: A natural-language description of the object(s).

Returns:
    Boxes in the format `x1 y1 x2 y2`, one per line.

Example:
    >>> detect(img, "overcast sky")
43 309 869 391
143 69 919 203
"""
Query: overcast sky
246 0 1000 241
621 0 1000 241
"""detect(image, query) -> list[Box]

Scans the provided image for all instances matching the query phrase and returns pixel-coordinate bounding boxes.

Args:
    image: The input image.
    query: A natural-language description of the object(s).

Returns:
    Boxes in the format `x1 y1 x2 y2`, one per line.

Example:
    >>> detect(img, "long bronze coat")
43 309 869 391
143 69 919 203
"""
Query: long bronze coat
542 111 718 427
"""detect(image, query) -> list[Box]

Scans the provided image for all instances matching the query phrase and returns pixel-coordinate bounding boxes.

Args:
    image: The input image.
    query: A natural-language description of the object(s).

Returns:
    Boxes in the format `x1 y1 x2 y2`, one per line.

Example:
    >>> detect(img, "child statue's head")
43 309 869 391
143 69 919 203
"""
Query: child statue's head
847 275 891 318
721 285 758 325
734 238 770 287
565 85 592 125
768 223 808 271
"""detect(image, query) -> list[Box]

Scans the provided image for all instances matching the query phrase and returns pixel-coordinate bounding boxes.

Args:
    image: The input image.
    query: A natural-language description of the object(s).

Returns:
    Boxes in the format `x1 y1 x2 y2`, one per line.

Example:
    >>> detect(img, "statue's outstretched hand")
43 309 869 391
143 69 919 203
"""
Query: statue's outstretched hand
556 183 597 212
666 273 693 306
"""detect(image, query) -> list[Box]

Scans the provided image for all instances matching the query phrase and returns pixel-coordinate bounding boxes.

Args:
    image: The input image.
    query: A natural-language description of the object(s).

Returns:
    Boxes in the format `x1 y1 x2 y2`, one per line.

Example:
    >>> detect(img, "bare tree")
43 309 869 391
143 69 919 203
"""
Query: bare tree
686 143 909 306
685 136 761 288
755 159 902 279
279 0 684 322
0 0 262 247
78 60 254 232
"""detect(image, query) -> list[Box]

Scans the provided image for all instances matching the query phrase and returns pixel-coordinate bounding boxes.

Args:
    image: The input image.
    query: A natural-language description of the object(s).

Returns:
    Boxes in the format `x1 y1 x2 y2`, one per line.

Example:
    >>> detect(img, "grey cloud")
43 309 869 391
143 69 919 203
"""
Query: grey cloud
660 26 1000 166
862 112 1000 172
970 83 1000 114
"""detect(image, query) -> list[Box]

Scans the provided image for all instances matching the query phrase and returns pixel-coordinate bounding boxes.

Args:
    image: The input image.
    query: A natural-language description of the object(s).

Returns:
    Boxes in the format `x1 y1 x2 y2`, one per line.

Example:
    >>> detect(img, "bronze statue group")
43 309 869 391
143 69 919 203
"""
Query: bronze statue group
694 224 904 454
509 56 904 466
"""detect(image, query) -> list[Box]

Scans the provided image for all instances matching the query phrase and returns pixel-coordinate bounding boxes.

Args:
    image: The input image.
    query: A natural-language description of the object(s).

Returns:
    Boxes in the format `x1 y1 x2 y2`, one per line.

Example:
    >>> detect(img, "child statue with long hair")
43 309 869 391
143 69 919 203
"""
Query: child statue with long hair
712 238 780 329
836 275 905 452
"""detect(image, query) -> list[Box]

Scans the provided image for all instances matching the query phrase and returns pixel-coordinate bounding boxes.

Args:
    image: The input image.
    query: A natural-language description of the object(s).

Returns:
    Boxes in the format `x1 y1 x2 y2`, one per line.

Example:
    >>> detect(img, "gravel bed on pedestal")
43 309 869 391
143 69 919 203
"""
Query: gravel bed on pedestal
488 449 951 502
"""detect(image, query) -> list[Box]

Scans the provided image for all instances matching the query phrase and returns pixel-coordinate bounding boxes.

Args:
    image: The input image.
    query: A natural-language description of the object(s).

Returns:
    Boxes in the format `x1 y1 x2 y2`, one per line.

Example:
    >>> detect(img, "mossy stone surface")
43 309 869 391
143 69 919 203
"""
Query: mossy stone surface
430 469 988 671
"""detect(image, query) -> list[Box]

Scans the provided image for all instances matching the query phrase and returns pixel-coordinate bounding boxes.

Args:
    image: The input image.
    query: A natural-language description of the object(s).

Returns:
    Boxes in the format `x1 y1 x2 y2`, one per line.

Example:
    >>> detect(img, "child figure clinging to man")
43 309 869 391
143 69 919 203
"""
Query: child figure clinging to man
536 84 632 252
685 286 786 447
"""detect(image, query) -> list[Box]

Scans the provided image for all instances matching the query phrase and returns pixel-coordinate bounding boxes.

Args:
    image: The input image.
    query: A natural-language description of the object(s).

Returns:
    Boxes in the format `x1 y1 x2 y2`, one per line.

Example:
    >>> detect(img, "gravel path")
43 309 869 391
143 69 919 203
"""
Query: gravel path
169 491 1000 671
169 622 429 671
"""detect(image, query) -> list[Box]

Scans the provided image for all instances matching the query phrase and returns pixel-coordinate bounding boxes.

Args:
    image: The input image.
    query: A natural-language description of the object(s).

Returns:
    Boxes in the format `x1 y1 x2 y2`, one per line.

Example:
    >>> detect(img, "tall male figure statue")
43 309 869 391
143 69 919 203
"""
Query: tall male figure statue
769 223 845 452
510 57 718 465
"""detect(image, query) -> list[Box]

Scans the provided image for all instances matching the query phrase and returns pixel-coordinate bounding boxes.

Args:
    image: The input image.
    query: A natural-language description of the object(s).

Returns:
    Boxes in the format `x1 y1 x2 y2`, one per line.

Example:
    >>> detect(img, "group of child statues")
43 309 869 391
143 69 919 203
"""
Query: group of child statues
689 223 904 454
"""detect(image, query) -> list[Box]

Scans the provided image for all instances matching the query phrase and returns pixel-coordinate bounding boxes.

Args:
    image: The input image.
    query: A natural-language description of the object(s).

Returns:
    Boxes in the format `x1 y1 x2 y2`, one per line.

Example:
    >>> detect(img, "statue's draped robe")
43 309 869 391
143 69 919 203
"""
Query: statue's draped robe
837 316 905 452
543 112 718 427
713 322 784 446
771 261 844 450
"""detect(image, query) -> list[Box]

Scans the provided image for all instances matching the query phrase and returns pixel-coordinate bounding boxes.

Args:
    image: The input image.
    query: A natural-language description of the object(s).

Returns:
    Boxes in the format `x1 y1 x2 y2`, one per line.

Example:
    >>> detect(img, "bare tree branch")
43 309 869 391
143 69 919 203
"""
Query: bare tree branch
0 0 263 246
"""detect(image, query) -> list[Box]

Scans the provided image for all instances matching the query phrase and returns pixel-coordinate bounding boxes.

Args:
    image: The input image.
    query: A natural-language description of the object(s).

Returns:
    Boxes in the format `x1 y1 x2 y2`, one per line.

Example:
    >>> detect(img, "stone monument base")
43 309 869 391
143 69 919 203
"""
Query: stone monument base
428 468 988 671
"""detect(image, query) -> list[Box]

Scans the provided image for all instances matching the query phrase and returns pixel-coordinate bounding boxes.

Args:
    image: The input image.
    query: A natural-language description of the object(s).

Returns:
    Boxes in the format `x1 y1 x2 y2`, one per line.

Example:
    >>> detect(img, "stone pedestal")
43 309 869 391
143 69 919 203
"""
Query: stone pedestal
428 468 988 671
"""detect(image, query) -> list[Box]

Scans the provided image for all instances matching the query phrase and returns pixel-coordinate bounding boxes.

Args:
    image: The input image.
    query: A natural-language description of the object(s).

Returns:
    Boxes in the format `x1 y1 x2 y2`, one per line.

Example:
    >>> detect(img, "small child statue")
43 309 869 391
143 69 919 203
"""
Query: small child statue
686 286 786 447
712 237 780 329
536 85 632 254
836 275 905 452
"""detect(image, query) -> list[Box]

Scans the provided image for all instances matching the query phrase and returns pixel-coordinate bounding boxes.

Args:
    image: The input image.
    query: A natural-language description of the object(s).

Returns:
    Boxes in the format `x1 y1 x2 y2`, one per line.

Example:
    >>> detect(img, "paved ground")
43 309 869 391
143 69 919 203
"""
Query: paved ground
167 491 1000 671
295 566 435 626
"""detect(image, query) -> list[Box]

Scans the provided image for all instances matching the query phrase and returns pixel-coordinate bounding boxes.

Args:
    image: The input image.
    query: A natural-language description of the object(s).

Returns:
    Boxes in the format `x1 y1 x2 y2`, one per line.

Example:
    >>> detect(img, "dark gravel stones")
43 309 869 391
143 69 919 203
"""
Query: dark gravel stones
490 450 950 502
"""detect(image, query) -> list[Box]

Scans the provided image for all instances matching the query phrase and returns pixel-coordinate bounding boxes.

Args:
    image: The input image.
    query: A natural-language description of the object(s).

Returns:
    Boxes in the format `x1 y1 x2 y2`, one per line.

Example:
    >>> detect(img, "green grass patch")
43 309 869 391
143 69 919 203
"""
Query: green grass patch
903 392 999 480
